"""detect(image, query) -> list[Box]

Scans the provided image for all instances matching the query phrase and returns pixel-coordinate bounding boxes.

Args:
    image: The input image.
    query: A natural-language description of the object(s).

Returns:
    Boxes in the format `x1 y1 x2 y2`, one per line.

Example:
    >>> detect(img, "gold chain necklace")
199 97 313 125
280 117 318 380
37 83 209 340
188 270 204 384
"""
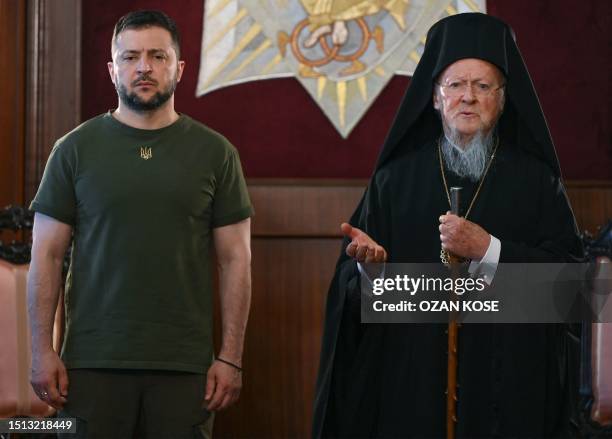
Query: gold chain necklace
438 136 499 265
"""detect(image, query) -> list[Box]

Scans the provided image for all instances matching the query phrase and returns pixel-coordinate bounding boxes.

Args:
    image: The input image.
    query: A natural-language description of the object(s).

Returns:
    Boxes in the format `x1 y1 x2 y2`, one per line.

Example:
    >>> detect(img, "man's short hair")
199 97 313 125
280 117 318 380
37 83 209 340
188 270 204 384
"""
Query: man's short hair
112 10 181 58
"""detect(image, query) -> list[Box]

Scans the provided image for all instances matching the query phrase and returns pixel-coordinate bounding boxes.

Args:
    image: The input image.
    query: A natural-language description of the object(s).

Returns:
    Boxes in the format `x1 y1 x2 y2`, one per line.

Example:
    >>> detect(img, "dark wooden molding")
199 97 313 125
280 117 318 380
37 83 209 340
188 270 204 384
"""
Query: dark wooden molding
25 0 81 204
0 0 26 207
248 178 369 186
566 181 612 189
247 179 612 237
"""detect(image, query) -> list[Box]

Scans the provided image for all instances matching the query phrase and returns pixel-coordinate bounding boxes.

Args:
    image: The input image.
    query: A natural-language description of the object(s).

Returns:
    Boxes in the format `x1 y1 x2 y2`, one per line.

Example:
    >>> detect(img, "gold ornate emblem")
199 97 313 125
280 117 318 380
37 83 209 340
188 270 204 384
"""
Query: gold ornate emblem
140 147 152 160
196 0 487 137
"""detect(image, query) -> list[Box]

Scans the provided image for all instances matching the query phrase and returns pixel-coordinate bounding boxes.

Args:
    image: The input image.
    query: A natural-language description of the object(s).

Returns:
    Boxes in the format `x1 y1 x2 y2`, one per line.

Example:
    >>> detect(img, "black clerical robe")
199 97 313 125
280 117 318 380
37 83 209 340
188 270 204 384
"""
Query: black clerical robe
313 140 582 438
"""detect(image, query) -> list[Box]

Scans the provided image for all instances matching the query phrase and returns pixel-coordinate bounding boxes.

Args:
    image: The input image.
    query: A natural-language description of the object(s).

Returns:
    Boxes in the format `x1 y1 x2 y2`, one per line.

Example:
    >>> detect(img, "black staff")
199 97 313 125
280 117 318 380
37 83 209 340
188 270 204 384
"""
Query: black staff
447 186 462 439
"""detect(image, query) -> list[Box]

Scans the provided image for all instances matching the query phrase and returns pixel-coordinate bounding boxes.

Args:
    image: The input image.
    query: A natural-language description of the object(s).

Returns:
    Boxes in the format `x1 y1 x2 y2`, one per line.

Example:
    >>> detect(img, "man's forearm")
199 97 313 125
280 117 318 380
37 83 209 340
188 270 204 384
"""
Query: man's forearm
27 255 64 354
217 258 251 365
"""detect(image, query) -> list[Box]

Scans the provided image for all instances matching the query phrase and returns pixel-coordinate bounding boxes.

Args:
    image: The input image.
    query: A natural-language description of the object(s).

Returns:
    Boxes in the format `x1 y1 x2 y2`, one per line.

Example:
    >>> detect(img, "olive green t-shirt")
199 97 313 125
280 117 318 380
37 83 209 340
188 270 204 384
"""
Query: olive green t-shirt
31 112 253 373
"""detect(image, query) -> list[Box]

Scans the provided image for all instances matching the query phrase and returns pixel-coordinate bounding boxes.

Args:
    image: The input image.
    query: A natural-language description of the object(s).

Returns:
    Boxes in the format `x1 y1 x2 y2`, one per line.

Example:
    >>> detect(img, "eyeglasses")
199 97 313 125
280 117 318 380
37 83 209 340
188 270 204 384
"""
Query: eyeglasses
437 80 505 98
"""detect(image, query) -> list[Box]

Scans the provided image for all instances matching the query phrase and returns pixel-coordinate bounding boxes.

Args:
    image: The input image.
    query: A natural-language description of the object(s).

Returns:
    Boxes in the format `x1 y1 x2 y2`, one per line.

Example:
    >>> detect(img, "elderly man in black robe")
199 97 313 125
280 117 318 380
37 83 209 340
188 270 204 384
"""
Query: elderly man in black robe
313 13 582 439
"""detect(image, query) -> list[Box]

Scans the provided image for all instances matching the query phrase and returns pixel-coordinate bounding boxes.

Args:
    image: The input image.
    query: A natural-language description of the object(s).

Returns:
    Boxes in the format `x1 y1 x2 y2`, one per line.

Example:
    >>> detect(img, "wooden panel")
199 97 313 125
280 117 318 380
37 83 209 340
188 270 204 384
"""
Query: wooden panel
213 238 339 438
248 179 366 237
248 179 612 237
0 0 26 207
566 181 612 235
25 0 81 204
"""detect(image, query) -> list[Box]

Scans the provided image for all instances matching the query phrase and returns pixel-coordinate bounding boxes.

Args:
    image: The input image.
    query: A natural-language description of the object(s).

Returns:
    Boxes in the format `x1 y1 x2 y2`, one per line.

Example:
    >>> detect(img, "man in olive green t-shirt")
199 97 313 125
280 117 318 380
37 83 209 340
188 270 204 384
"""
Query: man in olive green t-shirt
27 10 253 438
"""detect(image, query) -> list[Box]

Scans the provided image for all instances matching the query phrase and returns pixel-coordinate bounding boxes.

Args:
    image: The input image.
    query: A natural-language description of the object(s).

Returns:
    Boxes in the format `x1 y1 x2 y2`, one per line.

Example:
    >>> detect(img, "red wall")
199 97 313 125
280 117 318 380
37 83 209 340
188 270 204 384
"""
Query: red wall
81 0 611 180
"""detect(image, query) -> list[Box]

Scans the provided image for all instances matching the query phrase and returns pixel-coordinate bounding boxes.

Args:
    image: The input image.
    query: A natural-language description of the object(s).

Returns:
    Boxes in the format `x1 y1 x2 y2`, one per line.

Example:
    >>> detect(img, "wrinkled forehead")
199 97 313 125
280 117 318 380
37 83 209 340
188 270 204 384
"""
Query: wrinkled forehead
437 58 505 83
112 26 176 56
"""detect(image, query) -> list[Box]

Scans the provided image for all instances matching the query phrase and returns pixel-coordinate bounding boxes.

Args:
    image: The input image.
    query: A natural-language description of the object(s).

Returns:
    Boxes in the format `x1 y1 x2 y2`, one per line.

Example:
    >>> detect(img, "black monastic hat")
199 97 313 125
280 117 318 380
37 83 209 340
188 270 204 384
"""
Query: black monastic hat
375 12 562 177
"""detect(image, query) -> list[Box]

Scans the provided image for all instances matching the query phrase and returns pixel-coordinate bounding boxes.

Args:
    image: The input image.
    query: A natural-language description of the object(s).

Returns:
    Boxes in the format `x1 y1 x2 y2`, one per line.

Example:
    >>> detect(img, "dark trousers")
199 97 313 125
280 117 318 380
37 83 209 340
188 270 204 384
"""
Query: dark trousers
58 369 213 439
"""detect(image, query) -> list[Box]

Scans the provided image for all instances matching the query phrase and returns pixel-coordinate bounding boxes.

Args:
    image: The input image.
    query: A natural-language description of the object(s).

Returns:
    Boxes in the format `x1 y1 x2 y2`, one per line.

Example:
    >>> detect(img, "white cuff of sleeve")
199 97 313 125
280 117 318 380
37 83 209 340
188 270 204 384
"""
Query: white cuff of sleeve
468 235 501 285
357 261 386 285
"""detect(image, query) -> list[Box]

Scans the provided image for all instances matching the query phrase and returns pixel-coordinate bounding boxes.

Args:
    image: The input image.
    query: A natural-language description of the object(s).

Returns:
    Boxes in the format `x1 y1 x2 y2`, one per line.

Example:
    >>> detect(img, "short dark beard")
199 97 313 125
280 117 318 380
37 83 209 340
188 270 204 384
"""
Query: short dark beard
116 76 177 113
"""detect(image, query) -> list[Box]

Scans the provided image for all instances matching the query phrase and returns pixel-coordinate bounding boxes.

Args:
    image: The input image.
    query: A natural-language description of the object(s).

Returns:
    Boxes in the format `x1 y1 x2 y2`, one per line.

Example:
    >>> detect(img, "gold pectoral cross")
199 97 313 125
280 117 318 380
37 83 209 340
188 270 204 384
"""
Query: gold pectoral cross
140 147 152 160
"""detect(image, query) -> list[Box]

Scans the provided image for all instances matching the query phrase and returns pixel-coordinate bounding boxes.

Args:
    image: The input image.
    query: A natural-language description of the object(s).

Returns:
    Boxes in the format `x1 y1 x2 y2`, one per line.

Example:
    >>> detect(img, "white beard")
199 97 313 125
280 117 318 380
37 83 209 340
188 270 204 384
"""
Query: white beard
440 129 495 182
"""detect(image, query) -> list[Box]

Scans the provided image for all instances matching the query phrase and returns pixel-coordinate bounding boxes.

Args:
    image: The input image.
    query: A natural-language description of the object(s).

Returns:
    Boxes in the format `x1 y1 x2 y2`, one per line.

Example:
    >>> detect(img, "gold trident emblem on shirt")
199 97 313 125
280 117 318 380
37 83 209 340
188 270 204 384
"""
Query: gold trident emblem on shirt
140 147 152 160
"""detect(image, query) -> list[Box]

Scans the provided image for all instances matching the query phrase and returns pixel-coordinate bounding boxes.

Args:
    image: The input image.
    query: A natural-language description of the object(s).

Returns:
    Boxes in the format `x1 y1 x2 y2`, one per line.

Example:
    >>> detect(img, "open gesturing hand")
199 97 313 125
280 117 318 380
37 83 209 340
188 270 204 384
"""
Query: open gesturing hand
341 223 387 263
